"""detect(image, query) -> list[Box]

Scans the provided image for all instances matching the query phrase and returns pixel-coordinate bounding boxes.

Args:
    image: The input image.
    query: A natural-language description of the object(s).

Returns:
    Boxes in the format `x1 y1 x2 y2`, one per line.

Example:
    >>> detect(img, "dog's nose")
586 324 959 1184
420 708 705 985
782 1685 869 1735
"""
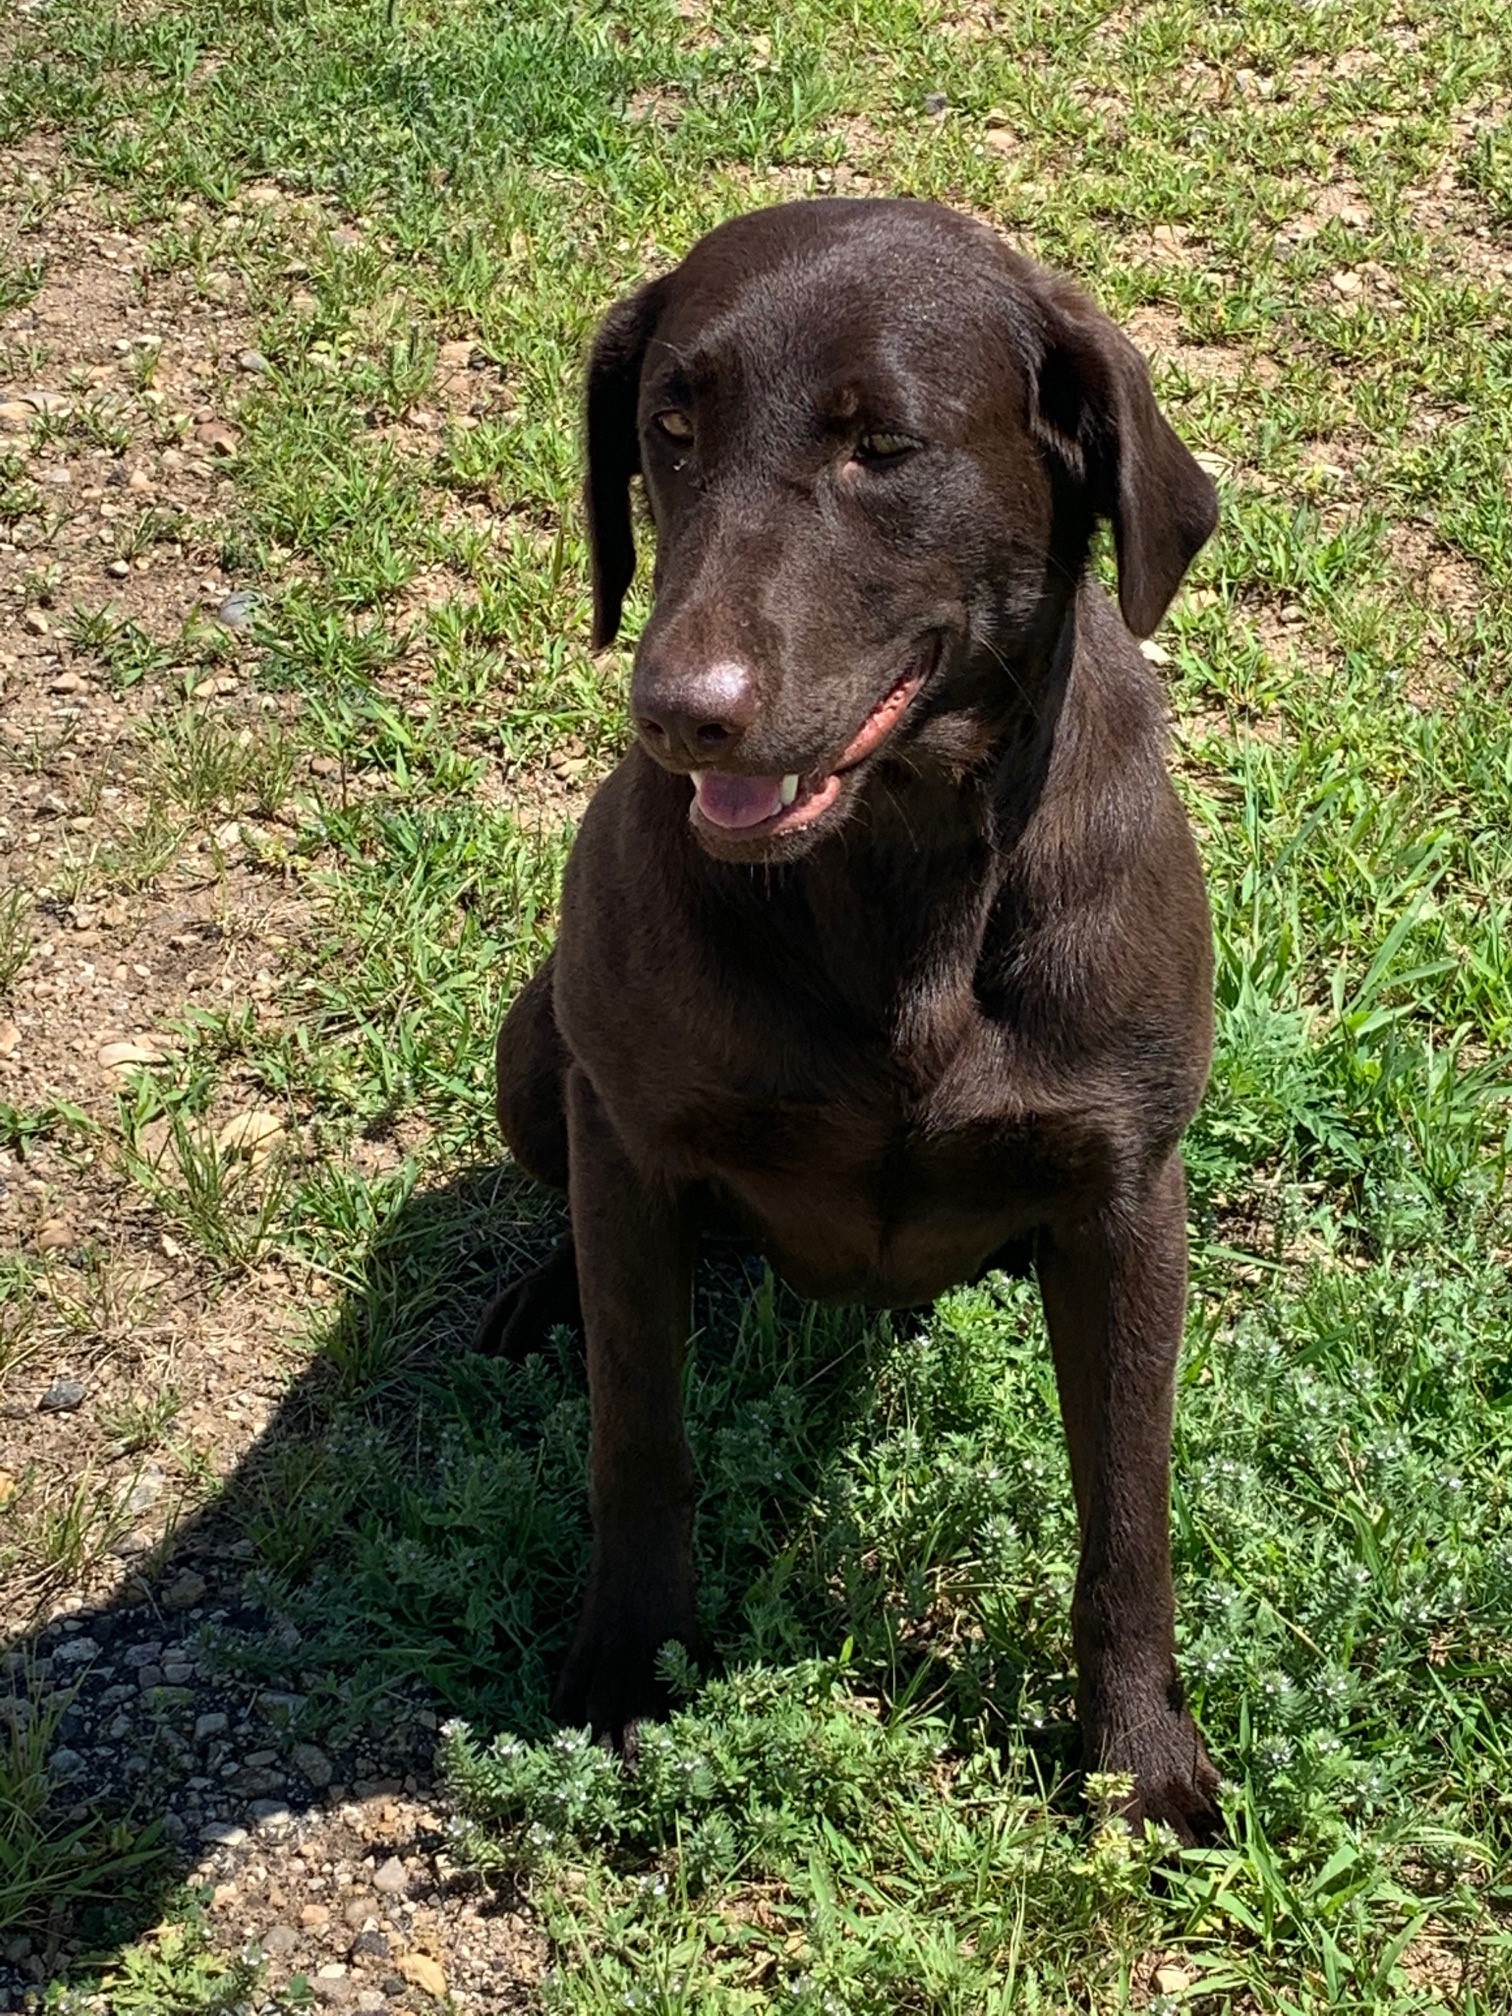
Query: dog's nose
634 659 757 765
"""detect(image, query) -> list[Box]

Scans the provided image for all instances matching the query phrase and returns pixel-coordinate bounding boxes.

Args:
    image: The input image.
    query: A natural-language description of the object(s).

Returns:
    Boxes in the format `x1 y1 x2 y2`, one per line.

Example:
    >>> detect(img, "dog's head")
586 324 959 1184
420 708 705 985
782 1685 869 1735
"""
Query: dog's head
585 199 1215 863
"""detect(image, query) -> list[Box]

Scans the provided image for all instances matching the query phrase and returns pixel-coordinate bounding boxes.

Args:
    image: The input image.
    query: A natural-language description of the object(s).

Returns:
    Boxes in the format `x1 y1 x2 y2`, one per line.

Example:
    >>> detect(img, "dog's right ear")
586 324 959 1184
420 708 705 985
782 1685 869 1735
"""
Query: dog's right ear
584 279 666 650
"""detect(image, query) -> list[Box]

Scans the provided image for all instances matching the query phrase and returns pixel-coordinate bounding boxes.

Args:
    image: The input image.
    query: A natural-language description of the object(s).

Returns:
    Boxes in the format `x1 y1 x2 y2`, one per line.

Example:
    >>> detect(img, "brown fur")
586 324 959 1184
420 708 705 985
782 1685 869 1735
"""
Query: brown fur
482 198 1222 1840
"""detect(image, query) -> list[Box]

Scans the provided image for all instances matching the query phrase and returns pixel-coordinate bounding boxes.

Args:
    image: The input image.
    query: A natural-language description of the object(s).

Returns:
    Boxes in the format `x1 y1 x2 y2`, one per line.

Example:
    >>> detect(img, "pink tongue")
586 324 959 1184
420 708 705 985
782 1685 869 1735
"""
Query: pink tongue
694 771 786 829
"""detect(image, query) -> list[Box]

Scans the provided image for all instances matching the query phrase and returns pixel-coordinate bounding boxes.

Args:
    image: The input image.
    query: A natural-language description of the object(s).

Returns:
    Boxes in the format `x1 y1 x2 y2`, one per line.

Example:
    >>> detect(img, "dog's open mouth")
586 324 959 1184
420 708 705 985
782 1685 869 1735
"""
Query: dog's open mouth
689 640 936 842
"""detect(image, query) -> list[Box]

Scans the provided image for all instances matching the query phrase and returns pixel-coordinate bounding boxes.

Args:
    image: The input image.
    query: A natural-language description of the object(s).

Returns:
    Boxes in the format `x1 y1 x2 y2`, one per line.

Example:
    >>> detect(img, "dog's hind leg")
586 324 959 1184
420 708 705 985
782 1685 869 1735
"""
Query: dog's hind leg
473 1237 581 1358
495 951 571 1192
474 954 579 1358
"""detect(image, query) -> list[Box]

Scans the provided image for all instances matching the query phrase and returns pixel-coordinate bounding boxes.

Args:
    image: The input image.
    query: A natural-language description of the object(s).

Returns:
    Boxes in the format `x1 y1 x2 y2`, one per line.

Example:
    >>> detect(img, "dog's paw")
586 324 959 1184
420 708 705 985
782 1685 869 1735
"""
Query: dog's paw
1087 1691 1223 1846
551 1571 699 1752
1127 1741 1222 1846
472 1242 581 1359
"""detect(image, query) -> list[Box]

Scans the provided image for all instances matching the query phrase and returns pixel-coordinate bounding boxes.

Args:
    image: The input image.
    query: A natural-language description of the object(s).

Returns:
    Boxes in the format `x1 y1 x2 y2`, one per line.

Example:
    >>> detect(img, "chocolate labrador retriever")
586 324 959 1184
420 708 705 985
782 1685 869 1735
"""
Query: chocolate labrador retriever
482 197 1221 1839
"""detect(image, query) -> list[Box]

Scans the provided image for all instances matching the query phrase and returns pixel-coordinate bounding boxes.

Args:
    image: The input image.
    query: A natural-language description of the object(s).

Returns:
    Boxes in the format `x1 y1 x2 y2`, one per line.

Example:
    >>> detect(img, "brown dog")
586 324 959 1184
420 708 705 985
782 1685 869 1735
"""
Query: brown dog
483 198 1221 1839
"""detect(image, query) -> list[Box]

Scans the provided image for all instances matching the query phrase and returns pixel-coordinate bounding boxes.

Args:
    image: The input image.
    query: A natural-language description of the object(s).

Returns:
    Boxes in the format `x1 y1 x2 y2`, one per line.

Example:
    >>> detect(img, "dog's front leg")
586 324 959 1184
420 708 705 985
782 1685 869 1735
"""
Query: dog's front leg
1036 1151 1220 1842
551 1065 698 1746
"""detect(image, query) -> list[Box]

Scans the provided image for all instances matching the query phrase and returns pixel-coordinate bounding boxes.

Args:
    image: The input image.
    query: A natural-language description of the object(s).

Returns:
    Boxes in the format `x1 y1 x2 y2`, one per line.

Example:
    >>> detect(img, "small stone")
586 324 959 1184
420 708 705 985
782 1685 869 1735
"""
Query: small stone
212 1109 284 1164
1330 268 1363 297
217 588 257 631
396 1952 446 2000
39 1377 86 1413
36 1220 74 1254
52 1635 99 1664
97 1038 164 1070
125 1466 165 1516
199 1820 247 1847
923 90 948 116
300 1902 331 1928
106 558 130 578
238 349 271 375
290 1740 332 1787
264 1925 299 1955
49 670 83 694
21 609 49 636
136 1665 165 1690
1138 639 1171 666
195 420 239 457
1154 1963 1195 1993
257 1691 308 1725
356 1995 385 2014
310 755 339 776
230 1763 283 1796
249 1798 293 1827
350 1929 389 1961
127 467 152 491
437 338 475 366
0 400 31 427
372 1856 408 1896
122 1641 163 1668
195 1711 228 1740
48 1747 85 1780
163 1569 208 1611
162 1659 193 1684
0 1022 19 1058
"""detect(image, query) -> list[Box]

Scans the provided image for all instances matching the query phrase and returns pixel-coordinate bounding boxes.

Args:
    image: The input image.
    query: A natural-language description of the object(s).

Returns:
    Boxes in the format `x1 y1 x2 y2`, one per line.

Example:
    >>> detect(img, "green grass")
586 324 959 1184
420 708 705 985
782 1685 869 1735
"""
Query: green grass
0 1666 164 1943
3 0 1511 2007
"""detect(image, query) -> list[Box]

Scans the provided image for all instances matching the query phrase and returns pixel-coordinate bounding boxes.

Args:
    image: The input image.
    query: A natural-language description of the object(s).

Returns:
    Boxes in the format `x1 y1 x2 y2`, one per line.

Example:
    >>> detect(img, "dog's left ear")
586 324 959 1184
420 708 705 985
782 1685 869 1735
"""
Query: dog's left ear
1028 287 1217 638
583 278 667 650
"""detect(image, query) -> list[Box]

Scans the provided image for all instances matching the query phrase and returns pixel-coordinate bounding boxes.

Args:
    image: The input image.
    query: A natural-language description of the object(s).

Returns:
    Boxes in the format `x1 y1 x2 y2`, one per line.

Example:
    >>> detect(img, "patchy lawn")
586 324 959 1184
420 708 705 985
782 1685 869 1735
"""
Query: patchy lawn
1 0 1510 2010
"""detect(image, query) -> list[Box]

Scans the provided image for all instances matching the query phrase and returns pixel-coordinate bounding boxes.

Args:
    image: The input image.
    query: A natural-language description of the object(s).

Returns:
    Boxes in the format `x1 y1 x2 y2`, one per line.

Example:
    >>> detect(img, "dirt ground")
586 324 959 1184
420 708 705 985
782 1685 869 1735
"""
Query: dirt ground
0 154 545 2009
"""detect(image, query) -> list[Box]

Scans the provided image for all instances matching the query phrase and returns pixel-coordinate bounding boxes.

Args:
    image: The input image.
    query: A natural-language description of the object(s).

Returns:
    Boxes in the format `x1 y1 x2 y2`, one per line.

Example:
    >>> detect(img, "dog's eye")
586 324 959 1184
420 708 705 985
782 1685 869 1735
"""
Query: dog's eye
653 410 694 442
854 431 918 464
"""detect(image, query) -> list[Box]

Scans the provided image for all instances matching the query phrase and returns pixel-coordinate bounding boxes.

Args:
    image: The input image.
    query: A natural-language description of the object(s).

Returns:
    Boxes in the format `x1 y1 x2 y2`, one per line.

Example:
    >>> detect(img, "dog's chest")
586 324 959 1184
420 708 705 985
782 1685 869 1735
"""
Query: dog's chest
656 1010 1097 1305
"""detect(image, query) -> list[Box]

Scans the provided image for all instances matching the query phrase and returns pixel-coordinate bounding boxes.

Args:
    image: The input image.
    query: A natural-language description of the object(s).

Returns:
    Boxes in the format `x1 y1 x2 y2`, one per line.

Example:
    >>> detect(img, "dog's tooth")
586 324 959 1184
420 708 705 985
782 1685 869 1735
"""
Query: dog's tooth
780 773 799 807
691 770 706 786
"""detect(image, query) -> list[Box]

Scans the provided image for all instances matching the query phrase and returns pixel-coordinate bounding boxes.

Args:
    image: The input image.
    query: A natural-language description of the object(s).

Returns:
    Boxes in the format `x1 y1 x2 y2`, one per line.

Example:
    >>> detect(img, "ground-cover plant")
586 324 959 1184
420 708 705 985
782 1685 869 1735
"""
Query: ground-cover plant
1 0 1510 2006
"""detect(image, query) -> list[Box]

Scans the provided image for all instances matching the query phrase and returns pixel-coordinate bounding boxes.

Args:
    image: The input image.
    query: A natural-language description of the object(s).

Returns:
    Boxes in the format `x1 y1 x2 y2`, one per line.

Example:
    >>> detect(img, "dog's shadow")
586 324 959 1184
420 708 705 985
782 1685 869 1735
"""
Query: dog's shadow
1 1162 1075 1995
